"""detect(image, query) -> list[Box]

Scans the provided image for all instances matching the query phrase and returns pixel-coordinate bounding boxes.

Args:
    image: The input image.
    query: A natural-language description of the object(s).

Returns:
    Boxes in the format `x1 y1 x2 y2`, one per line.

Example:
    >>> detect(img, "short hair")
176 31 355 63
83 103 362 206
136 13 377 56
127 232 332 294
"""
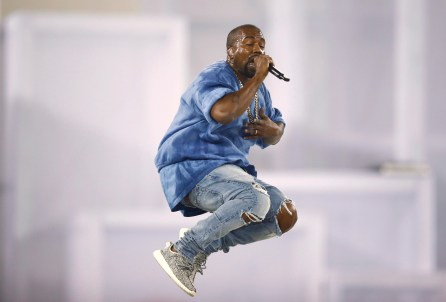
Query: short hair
226 24 260 49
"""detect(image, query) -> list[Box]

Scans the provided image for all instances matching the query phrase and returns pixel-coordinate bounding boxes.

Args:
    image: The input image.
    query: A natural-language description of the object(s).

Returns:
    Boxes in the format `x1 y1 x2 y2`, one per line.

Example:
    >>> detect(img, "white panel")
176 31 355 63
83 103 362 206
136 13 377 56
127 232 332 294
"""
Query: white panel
328 272 446 302
2 12 188 302
3 12 187 238
65 209 327 302
260 170 436 273
394 0 427 162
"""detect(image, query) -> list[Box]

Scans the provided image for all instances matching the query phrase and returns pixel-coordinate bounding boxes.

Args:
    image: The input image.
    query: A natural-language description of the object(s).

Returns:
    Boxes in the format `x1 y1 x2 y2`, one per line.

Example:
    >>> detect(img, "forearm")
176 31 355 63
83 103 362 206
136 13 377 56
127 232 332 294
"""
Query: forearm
211 75 265 125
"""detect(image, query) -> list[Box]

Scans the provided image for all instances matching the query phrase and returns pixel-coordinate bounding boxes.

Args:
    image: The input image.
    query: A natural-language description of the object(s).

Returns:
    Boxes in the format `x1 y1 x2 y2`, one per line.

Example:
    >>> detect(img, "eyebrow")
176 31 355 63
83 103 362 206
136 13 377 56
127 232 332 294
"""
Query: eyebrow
238 35 265 43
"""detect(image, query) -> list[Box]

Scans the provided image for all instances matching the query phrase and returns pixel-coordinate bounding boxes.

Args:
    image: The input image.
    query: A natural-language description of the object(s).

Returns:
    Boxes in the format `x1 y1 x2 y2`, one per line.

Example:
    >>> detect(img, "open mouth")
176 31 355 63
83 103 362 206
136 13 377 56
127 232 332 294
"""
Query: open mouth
247 56 257 68
248 55 258 63
245 56 259 76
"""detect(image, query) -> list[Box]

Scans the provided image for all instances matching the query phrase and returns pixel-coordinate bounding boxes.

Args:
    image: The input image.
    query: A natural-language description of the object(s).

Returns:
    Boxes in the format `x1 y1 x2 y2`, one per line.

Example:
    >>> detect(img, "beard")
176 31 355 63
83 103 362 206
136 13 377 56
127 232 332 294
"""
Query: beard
245 61 257 78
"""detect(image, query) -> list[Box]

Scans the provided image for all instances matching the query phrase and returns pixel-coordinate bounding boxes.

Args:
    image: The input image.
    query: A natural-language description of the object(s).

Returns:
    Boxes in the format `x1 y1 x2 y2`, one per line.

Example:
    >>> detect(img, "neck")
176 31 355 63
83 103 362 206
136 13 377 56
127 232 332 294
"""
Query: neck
227 61 249 85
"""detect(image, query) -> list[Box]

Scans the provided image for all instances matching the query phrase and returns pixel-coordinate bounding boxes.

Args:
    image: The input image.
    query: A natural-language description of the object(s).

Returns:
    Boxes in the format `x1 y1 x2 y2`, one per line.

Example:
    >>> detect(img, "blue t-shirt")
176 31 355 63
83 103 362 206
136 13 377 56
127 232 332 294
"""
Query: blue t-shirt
155 60 285 216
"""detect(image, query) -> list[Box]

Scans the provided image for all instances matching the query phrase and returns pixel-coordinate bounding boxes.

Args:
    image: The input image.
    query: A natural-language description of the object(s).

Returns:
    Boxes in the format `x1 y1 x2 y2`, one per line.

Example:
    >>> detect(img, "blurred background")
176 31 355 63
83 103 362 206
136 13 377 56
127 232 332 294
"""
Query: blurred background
1 0 445 301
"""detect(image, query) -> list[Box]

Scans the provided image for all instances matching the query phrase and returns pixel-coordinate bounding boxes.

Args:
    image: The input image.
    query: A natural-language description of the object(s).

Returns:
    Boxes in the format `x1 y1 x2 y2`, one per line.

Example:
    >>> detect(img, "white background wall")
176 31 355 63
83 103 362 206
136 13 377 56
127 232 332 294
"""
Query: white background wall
1 0 446 301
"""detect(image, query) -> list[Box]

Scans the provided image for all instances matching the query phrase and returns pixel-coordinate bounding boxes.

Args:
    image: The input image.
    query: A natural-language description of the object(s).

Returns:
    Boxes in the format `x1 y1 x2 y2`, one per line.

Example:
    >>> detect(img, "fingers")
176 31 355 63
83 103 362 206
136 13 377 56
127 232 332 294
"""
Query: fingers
254 55 273 73
259 107 267 119
243 107 270 140
244 123 259 134
243 121 260 139
254 108 269 123
265 55 274 66
253 54 272 64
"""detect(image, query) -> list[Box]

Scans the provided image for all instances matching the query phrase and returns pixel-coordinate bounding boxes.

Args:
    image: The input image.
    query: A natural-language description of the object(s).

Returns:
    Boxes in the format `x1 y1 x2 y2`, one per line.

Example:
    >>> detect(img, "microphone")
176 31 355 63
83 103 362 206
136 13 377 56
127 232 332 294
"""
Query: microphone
269 64 290 82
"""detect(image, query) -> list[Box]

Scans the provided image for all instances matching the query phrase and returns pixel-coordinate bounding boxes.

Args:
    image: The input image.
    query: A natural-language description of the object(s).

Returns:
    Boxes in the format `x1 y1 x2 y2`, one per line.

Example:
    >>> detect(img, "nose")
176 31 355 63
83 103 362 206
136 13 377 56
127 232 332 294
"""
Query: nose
253 43 264 54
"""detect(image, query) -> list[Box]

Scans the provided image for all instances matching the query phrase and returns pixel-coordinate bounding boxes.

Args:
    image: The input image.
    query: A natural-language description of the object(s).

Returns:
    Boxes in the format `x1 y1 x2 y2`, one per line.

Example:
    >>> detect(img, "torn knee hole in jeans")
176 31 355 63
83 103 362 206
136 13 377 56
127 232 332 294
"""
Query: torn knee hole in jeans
277 199 295 216
241 212 263 224
275 199 298 234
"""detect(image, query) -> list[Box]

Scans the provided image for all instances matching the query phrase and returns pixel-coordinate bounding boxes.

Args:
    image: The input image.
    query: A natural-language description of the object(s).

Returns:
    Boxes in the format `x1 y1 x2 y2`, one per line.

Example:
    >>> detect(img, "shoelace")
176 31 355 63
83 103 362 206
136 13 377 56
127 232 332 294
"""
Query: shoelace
177 257 194 273
193 254 207 276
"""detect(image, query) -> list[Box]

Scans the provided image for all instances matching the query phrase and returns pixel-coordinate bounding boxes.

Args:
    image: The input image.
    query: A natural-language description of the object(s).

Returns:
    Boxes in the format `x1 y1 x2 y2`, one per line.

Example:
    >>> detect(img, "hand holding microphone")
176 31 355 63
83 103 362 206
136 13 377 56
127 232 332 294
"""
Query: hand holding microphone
253 54 290 82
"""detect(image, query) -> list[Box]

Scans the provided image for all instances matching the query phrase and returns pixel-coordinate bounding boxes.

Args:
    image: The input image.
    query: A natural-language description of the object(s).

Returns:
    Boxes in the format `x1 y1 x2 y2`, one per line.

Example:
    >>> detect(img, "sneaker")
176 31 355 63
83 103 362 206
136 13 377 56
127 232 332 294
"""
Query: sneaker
153 242 197 296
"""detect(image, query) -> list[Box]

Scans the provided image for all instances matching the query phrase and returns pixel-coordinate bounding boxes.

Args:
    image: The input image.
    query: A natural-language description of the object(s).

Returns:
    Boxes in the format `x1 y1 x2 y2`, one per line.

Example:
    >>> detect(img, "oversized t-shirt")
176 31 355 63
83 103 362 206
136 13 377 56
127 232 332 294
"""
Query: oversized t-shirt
155 60 285 217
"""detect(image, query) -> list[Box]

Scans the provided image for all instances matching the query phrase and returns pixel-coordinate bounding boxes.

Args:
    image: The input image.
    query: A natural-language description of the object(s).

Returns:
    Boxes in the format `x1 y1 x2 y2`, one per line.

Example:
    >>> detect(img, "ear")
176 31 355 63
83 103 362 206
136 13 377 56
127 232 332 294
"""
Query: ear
227 47 234 59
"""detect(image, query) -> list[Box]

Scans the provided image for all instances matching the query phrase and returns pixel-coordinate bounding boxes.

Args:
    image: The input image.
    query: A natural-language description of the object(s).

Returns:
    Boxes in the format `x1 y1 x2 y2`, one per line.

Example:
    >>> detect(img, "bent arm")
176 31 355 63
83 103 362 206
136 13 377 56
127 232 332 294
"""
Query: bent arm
210 75 264 125
211 55 271 125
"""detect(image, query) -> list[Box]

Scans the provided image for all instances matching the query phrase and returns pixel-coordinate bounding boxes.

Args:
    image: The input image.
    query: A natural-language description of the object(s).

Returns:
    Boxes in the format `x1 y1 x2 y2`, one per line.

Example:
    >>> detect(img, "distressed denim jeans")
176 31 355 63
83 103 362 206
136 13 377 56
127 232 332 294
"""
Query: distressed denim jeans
175 164 291 262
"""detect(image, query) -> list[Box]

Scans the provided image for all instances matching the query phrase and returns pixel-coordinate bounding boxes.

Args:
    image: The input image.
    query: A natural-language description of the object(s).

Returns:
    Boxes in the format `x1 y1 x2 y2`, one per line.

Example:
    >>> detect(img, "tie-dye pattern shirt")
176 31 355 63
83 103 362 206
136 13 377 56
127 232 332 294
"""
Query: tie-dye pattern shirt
155 60 285 216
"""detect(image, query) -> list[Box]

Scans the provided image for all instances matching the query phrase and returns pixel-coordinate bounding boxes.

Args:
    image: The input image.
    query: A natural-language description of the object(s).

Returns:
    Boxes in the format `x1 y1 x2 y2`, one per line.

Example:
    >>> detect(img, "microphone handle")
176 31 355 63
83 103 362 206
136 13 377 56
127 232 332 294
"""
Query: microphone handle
268 65 290 82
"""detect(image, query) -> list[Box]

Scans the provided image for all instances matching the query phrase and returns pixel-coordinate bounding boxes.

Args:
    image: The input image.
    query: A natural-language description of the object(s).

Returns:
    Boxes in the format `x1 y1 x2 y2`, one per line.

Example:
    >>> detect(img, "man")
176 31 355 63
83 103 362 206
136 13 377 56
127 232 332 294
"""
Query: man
153 24 298 297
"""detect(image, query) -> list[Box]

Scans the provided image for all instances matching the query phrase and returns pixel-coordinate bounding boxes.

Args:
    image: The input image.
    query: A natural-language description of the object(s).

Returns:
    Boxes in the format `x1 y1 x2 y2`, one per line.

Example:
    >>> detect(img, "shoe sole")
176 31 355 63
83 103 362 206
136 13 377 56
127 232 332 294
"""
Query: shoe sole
153 249 196 297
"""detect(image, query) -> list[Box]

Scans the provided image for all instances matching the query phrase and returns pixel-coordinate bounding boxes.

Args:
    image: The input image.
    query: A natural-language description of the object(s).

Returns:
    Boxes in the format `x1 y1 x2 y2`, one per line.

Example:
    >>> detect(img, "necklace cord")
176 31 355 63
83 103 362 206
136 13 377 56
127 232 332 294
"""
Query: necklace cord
228 63 260 123
237 79 259 123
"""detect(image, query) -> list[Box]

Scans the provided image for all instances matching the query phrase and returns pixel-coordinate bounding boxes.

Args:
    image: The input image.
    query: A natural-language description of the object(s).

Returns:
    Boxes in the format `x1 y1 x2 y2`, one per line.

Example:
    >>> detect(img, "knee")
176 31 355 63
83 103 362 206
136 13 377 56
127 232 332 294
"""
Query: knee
276 201 298 234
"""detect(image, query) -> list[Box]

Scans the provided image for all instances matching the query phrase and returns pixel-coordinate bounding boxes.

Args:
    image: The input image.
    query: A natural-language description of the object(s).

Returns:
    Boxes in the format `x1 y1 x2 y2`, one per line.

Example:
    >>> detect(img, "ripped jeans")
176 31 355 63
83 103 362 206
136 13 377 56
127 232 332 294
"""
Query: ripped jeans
175 164 293 262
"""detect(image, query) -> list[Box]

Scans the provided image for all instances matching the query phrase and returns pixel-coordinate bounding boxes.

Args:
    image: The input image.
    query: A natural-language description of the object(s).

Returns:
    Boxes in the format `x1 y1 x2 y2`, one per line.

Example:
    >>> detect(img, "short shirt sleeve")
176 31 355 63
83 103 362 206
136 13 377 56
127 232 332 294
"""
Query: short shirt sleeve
194 82 233 124
188 65 239 124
